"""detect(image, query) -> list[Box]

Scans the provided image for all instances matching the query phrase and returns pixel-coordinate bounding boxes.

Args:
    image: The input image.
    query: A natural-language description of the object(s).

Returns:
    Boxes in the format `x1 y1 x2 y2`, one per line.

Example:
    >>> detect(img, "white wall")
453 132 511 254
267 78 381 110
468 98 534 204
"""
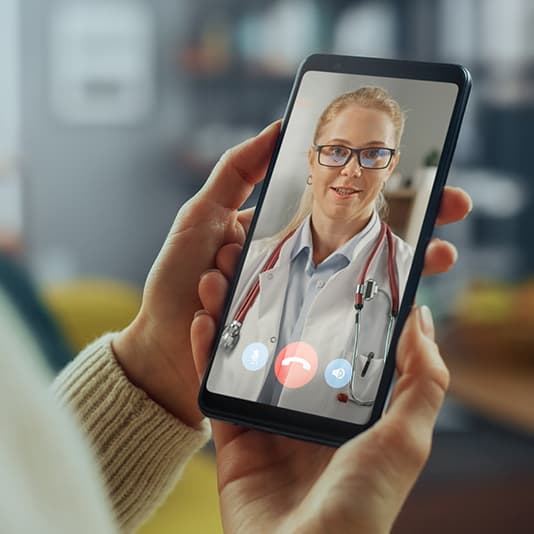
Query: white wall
0 0 19 154
20 0 195 284
0 0 22 235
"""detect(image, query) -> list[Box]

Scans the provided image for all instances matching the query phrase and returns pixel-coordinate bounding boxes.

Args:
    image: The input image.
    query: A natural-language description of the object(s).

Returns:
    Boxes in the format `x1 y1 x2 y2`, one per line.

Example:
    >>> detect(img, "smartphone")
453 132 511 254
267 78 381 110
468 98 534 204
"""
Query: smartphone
198 54 471 446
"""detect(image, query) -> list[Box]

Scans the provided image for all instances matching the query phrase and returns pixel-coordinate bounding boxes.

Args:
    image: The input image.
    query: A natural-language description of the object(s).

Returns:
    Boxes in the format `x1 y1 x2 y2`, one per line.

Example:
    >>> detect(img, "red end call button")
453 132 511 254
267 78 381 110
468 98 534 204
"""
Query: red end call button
274 342 318 389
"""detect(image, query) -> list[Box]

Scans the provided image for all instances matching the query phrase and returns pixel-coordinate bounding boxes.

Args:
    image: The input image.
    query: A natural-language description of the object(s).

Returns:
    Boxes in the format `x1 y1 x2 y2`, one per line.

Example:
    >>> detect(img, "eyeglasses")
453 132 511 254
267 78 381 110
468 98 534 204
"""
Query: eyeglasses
313 144 396 170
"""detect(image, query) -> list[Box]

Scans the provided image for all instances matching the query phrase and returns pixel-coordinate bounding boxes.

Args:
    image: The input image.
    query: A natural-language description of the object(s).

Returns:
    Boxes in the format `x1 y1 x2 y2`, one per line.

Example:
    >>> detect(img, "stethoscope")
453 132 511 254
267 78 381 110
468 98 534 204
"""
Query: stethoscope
339 221 399 406
220 221 399 405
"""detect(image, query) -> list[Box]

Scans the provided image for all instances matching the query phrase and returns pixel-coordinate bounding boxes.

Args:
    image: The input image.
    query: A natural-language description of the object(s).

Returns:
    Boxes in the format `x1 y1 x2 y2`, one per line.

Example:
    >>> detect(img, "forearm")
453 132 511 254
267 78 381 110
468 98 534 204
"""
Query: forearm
52 334 211 532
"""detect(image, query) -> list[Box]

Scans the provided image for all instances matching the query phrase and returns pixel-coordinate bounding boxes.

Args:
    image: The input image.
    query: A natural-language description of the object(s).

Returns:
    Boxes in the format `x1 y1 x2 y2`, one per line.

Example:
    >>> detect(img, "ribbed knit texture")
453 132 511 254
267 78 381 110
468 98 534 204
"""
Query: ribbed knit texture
53 334 211 533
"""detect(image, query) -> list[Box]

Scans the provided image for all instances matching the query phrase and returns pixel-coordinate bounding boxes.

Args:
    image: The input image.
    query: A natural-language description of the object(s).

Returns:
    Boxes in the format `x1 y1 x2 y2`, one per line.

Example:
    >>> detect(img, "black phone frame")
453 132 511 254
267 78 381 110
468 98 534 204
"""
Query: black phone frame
198 53 471 447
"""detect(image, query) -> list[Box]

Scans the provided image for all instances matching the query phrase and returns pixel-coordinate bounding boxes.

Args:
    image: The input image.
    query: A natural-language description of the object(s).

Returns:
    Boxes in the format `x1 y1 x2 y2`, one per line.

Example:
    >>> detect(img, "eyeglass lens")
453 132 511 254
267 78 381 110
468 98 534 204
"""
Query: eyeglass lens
319 146 392 169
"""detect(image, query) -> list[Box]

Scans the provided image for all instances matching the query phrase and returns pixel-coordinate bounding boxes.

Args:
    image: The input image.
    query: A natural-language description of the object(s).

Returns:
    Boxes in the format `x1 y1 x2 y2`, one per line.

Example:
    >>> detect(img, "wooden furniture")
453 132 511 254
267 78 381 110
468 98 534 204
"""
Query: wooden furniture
439 321 534 434
384 188 416 238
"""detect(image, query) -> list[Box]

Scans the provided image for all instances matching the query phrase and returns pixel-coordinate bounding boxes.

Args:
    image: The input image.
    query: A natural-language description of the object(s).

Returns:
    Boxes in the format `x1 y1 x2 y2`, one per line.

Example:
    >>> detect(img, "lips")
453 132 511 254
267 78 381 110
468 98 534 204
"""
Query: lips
330 186 362 197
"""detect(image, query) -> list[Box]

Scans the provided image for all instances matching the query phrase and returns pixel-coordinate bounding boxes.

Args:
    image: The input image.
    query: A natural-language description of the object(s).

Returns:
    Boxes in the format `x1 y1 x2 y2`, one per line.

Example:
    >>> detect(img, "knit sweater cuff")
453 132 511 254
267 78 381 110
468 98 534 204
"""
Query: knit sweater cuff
53 334 212 532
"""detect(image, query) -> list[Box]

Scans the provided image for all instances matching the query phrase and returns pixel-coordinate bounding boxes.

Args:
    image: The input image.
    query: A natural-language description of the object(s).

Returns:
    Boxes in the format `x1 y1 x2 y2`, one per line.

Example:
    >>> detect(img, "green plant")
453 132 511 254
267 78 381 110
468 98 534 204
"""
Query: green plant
423 148 440 167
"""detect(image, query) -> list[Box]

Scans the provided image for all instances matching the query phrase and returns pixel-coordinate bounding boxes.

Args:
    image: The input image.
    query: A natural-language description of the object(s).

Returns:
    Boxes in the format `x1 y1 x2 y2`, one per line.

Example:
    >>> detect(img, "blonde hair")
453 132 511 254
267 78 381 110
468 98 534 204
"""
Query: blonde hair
276 87 405 241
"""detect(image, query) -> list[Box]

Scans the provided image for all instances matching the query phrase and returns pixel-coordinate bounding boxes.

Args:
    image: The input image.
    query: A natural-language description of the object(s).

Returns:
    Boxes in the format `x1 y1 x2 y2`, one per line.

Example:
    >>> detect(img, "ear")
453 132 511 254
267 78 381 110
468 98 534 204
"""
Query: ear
307 146 315 173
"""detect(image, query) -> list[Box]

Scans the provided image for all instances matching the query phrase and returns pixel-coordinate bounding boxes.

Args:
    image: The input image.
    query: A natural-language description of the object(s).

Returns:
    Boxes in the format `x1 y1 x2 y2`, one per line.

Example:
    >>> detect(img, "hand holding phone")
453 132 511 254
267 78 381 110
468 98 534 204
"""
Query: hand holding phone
198 54 470 446
193 297 446 533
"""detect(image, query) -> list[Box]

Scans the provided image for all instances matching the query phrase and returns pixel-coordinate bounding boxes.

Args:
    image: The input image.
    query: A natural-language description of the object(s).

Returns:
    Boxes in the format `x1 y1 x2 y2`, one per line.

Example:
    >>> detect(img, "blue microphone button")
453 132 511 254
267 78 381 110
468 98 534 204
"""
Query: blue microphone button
242 343 269 371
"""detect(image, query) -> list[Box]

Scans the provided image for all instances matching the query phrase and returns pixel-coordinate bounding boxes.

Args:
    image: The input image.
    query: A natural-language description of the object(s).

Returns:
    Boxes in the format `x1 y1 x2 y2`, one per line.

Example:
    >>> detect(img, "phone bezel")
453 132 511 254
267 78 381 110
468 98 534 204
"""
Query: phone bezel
198 54 471 447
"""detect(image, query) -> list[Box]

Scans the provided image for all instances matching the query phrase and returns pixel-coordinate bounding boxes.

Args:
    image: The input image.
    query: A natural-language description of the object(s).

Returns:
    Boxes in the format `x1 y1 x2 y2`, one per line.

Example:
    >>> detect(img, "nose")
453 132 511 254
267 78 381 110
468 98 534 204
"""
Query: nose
342 154 362 177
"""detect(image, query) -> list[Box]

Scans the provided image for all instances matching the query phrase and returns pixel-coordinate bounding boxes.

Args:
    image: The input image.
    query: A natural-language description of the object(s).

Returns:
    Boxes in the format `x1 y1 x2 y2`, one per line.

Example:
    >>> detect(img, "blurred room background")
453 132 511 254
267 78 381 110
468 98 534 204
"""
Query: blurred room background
0 0 533 532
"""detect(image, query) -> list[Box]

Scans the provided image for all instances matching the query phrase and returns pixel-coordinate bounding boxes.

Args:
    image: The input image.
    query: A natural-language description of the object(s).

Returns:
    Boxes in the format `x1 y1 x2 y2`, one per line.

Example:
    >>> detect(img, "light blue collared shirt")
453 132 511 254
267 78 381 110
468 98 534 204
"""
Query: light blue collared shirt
257 212 379 404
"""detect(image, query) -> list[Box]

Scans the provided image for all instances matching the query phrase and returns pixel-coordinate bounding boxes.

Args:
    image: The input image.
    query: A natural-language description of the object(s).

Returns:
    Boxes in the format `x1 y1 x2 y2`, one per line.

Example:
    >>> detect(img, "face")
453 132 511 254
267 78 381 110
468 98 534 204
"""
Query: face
308 104 399 227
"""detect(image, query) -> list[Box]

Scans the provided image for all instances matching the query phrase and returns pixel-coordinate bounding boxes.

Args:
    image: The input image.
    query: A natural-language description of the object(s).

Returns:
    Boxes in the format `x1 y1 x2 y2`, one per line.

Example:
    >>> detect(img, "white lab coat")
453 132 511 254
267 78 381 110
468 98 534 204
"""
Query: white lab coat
207 217 413 425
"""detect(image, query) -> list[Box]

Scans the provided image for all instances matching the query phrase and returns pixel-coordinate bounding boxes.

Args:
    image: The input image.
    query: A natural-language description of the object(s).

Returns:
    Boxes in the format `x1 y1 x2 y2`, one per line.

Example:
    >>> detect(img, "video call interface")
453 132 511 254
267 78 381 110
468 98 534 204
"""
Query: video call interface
207 70 458 425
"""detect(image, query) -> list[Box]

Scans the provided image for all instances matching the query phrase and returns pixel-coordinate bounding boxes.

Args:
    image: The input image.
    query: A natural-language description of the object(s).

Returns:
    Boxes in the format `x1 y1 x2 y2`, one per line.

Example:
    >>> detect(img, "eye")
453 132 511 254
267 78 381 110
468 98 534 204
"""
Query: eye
331 146 346 156
318 145 351 167
326 145 350 160
364 149 382 160
360 148 391 169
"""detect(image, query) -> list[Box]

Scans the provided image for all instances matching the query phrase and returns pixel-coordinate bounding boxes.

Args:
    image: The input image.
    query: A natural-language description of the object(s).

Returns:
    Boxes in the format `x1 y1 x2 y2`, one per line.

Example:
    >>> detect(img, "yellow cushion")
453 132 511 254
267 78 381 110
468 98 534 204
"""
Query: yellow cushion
41 279 142 352
139 451 222 534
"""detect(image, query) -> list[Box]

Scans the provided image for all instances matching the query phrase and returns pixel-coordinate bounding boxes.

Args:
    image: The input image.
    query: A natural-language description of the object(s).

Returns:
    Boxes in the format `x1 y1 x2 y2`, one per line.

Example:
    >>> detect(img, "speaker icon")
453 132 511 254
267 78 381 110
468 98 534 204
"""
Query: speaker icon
331 368 346 380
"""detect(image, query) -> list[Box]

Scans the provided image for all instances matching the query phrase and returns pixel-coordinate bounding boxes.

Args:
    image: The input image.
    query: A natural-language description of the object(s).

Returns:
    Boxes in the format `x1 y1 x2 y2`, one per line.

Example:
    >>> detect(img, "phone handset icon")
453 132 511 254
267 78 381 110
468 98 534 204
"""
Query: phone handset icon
281 356 312 371
274 342 318 388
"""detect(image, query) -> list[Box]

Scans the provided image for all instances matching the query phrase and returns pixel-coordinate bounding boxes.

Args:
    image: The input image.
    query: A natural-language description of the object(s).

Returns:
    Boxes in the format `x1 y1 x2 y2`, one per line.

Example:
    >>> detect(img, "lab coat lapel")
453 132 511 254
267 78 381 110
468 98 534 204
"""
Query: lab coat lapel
257 231 299 348
301 217 383 336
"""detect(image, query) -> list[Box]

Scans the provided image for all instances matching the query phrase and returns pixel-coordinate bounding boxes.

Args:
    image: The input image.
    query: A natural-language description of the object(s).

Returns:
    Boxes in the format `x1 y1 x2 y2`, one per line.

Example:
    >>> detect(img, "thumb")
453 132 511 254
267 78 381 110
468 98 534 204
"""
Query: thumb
385 305 449 434
199 121 281 210
344 307 449 502
191 309 250 448
329 307 449 532
190 311 216 382
237 207 255 236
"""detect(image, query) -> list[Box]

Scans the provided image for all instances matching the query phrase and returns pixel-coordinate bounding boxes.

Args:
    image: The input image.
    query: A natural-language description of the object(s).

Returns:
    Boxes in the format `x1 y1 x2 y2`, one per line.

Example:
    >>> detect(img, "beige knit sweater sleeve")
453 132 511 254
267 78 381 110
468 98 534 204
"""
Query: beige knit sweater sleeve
52 334 212 533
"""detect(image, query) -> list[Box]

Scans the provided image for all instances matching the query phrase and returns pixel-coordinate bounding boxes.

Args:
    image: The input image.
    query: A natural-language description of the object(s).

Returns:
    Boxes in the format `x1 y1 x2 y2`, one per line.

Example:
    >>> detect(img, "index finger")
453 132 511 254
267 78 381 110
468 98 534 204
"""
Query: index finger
435 186 472 226
200 121 281 210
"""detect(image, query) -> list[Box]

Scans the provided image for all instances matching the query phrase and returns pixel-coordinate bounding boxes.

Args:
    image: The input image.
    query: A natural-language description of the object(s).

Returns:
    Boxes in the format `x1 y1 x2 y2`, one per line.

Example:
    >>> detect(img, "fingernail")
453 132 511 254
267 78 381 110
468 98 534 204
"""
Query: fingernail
257 120 281 137
450 243 458 263
200 269 219 280
194 309 209 319
466 194 473 213
456 187 473 216
418 305 435 340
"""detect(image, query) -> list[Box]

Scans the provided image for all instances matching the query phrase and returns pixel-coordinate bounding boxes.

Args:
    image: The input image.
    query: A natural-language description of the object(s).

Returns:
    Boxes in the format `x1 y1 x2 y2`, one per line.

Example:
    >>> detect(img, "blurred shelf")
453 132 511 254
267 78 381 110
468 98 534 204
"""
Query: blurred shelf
188 73 293 90
180 61 294 89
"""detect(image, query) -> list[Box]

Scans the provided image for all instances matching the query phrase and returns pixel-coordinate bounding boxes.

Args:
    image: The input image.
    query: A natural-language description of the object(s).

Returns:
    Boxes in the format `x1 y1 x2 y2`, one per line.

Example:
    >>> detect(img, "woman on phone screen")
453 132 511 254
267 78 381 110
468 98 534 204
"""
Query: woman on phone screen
210 87 414 424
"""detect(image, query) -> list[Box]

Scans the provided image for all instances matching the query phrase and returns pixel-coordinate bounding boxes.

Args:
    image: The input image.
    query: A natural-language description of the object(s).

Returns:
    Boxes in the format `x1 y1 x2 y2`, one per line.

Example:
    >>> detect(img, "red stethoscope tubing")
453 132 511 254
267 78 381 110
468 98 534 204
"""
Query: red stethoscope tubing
355 222 399 316
232 221 398 325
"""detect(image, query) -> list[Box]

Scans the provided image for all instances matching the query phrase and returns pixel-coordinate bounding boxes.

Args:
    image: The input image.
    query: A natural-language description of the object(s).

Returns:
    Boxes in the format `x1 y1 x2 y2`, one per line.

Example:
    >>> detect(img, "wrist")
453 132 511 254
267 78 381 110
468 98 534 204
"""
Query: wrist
112 314 204 429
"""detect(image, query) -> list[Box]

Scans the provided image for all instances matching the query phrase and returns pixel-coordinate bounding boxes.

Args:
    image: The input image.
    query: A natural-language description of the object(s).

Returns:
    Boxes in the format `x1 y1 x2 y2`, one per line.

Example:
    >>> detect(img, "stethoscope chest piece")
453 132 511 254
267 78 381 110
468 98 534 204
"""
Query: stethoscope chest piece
356 278 378 301
221 320 242 352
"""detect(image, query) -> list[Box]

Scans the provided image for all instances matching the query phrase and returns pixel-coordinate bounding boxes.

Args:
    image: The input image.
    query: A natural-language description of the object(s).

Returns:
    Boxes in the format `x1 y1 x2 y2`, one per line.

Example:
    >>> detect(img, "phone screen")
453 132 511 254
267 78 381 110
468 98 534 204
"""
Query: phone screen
206 69 459 426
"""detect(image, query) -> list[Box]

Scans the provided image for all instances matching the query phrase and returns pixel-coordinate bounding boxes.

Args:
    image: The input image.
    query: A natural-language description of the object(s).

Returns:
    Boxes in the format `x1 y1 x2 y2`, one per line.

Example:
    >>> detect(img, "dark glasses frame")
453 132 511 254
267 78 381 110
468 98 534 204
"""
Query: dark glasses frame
313 144 396 169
